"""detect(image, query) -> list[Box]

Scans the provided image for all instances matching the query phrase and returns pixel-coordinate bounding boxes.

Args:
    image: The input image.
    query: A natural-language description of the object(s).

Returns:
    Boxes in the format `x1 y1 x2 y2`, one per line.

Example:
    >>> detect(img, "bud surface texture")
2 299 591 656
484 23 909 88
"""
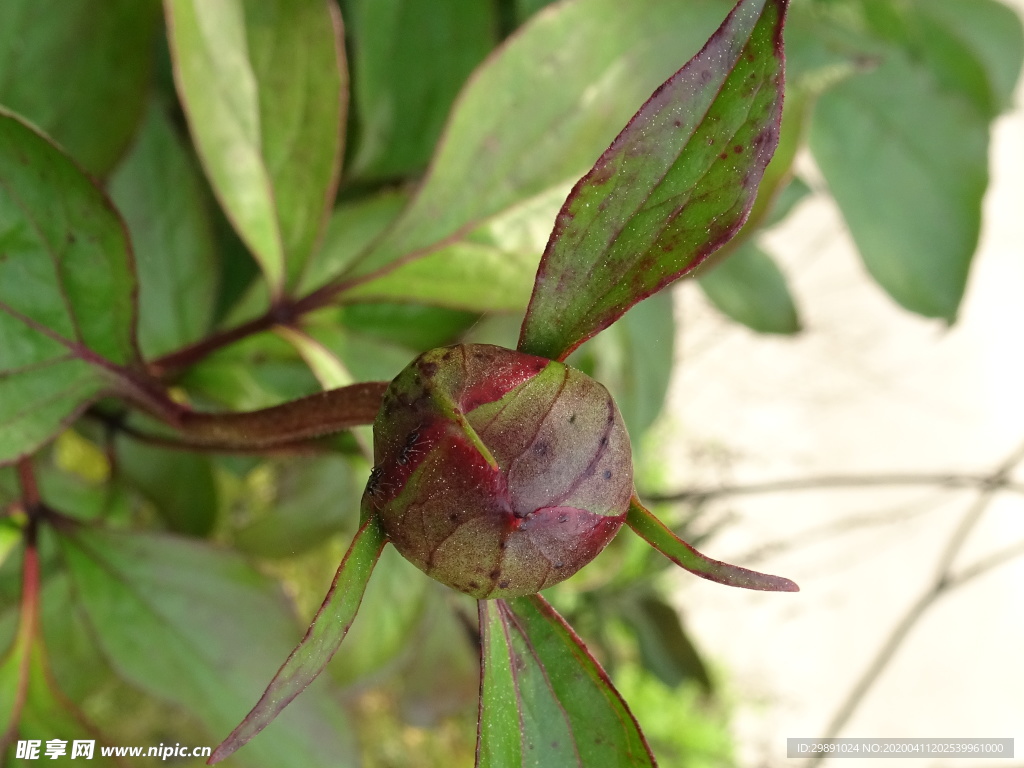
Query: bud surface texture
366 344 633 598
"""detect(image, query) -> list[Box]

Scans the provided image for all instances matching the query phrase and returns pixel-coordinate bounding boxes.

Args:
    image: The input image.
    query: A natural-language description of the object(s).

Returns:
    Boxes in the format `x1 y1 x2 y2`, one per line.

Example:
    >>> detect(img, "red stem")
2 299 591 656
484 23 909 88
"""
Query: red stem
16 457 41 513
0 461 42 753
149 311 282 376
173 381 389 450
150 279 357 377
150 257 400 377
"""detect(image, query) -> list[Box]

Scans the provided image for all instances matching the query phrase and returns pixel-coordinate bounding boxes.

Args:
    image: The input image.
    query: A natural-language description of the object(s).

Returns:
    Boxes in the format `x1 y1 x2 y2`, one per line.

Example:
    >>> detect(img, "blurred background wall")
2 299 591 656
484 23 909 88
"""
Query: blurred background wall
661 0 1024 763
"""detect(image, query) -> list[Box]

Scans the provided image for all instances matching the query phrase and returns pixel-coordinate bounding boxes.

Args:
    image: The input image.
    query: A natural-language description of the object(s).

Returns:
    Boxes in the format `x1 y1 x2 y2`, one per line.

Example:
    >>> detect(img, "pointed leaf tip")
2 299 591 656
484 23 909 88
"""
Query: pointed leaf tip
627 496 798 593
518 0 789 361
209 517 386 763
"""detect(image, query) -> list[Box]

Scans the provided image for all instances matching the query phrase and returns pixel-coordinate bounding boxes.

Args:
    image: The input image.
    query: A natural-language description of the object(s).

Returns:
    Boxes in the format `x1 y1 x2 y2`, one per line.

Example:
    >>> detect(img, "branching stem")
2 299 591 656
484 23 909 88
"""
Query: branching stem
807 442 1024 767
645 472 1024 503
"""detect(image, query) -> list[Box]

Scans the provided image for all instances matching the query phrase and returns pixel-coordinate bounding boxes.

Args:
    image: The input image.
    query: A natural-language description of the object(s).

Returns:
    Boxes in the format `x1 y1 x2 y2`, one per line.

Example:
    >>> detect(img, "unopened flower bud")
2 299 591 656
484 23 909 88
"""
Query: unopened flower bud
365 344 632 599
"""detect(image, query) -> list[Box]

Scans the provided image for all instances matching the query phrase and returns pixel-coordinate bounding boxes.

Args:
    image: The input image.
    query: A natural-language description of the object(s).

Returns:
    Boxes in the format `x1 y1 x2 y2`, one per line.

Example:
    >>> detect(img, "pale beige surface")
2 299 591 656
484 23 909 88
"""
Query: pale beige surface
659 4 1024 765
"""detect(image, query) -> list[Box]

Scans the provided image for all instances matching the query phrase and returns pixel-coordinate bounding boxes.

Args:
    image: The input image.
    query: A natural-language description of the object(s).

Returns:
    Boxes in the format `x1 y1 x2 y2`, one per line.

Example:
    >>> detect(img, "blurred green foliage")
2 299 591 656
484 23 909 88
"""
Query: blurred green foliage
0 0 1020 765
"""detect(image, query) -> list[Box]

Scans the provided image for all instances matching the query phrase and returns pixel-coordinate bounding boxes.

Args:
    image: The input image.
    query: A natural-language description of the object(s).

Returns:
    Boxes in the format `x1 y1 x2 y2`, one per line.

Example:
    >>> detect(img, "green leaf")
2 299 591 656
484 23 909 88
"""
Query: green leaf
36 454 131 524
917 0 1024 115
165 0 346 294
344 240 538 312
620 594 712 692
518 0 788 361
337 303 478 353
393 591 479 722
338 0 736 285
513 0 559 25
180 331 320 411
222 188 411 327
0 447 127 524
810 47 988 321
1 635 120 766
765 175 811 228
338 184 567 313
0 519 18 572
0 467 15 509
627 496 798 592
463 313 526 351
211 199 263 324
0 533 20 615
570 290 675 439
299 190 410 295
0 546 28 733
114 440 218 536
300 313 419 383
686 67 821 280
0 110 140 467
327 545 429 686
346 0 497 180
0 544 116 765
108 99 219 360
210 516 386 763
477 595 656 768
233 454 362 559
613 665 733 766
276 325 354 391
0 0 160 176
698 243 800 334
59 525 361 768
862 0 1024 119
38 572 115 704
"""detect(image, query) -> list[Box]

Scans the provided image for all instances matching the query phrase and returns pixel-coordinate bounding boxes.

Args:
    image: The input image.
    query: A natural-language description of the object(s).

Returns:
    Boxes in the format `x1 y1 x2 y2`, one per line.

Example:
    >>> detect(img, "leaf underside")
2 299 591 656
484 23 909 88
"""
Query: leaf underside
164 0 346 295
108 99 219 360
336 0 737 290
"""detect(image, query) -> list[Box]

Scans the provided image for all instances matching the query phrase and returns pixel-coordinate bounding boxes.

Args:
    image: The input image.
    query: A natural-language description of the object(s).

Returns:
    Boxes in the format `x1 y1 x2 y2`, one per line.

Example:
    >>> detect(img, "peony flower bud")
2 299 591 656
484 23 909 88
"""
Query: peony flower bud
365 343 633 599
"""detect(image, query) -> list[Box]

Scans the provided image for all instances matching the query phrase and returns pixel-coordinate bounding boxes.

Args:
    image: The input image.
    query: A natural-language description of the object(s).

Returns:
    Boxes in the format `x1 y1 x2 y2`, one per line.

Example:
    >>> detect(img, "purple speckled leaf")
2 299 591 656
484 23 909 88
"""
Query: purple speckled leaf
518 0 788 361
476 595 656 768
627 496 798 592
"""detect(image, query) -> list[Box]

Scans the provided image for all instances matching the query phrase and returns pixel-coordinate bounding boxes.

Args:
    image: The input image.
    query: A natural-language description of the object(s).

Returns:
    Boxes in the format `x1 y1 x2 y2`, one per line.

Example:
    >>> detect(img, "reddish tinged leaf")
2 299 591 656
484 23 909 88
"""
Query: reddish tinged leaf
627 496 798 592
0 109 144 467
477 595 656 768
518 0 788 361
209 516 386 763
